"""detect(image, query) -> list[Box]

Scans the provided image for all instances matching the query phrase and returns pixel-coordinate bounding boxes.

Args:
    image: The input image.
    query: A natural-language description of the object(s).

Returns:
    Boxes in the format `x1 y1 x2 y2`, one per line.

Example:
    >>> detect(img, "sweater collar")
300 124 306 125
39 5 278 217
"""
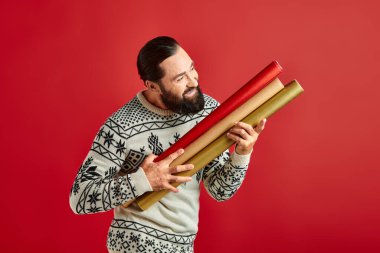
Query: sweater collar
137 91 175 116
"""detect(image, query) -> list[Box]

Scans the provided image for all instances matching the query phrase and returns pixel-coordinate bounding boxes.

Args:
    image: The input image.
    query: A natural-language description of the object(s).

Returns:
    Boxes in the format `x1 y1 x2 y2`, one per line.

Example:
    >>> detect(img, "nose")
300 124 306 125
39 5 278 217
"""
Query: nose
187 73 198 88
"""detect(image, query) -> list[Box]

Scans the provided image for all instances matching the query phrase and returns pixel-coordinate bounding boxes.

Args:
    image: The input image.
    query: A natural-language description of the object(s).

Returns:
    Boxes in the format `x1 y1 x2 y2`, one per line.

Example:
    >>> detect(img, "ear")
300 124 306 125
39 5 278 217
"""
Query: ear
145 80 162 94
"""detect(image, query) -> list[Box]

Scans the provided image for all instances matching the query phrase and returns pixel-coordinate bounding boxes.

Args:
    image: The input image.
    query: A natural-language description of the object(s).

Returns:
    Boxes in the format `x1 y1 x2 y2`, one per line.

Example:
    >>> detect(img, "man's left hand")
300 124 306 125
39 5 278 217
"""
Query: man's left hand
226 118 267 155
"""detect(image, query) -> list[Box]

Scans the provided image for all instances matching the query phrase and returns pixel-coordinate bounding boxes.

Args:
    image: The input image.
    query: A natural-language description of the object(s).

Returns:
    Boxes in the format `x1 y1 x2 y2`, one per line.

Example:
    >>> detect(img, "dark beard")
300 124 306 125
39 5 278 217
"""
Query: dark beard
161 86 205 114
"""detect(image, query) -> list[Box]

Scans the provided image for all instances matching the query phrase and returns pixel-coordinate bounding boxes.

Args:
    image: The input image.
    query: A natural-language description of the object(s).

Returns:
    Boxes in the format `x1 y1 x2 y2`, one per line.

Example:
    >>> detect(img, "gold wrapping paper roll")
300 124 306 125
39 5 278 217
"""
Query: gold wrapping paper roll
126 80 304 210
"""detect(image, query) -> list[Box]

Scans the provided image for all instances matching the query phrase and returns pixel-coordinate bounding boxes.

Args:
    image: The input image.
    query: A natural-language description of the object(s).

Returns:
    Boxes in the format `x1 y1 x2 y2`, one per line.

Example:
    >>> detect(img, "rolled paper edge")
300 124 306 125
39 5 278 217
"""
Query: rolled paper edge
131 80 304 210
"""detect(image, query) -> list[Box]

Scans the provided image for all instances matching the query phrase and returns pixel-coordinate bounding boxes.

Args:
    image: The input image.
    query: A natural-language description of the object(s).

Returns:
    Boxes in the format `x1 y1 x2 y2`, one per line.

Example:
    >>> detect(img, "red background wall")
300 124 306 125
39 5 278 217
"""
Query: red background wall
1 1 379 252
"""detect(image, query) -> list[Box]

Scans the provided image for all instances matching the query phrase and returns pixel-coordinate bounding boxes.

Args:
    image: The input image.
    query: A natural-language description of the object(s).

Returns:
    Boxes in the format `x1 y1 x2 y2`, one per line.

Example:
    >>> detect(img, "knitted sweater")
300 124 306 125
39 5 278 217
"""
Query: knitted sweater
69 91 252 253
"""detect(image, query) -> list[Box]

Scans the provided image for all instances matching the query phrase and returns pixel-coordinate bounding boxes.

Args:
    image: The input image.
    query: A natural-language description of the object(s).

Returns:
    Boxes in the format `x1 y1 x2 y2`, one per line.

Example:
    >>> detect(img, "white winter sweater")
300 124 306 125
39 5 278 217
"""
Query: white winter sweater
70 91 252 253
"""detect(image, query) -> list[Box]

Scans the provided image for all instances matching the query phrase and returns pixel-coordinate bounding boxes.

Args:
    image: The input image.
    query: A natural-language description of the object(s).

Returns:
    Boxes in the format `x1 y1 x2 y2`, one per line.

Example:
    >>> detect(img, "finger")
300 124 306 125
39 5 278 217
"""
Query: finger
169 164 194 174
227 132 252 147
229 127 250 140
226 132 241 144
234 122 255 136
255 118 267 134
169 175 192 184
163 182 179 193
142 153 157 164
164 149 185 164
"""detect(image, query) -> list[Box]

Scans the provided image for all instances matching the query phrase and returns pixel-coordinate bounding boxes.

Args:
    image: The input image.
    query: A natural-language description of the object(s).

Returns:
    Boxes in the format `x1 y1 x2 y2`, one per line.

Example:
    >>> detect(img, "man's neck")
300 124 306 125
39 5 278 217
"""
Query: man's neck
142 90 168 110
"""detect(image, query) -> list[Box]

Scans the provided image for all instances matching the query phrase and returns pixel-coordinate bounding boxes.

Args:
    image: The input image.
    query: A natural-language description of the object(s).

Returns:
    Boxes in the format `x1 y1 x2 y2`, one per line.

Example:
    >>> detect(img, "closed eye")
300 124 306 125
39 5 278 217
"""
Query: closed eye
172 61 195 82
177 75 184 82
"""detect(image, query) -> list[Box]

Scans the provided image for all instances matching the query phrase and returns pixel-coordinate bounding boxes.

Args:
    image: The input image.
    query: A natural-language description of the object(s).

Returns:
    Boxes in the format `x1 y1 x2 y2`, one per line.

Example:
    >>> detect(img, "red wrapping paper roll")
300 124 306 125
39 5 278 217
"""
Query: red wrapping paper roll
154 61 283 162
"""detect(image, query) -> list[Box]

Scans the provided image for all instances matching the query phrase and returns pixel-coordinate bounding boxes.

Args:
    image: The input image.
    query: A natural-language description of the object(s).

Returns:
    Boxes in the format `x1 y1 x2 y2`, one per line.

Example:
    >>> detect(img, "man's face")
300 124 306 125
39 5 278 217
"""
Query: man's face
157 46 205 114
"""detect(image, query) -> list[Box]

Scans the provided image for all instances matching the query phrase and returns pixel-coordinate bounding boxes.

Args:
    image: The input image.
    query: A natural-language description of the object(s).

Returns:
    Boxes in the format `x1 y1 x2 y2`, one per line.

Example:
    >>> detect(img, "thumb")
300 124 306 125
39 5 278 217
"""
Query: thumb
145 153 157 163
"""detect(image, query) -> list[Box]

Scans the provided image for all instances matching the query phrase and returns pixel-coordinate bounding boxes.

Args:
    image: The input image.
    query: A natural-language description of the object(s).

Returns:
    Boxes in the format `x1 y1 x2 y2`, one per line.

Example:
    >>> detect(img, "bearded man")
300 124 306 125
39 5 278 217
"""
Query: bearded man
70 36 266 253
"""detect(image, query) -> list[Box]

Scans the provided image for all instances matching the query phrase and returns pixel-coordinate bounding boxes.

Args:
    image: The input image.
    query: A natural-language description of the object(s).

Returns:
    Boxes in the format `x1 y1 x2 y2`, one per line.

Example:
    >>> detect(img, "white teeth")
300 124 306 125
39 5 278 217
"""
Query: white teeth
185 89 196 96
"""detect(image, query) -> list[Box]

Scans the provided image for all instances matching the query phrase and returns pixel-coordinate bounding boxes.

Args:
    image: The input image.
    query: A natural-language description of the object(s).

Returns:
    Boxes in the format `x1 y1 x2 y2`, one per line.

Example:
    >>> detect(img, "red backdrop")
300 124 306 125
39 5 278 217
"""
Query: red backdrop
1 1 379 252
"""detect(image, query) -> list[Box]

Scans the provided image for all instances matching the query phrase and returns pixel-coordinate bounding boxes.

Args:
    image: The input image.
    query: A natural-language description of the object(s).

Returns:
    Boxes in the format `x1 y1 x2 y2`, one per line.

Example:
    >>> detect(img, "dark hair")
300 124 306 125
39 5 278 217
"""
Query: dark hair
137 36 180 82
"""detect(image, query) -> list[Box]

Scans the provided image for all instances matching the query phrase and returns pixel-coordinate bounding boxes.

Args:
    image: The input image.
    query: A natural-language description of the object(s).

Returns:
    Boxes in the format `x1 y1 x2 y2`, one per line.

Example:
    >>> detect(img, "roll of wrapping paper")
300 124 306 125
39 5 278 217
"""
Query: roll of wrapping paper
154 61 283 163
162 78 285 168
128 80 304 210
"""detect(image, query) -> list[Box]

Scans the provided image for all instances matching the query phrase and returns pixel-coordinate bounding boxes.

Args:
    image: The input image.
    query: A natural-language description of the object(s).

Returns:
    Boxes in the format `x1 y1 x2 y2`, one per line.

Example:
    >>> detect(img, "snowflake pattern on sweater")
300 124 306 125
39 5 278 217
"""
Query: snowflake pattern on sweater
70 92 252 252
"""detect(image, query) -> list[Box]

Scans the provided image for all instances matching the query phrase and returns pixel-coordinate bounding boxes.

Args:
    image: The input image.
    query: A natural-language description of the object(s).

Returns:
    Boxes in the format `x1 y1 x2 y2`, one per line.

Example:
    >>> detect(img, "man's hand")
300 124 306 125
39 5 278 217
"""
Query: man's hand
226 118 267 155
140 149 193 193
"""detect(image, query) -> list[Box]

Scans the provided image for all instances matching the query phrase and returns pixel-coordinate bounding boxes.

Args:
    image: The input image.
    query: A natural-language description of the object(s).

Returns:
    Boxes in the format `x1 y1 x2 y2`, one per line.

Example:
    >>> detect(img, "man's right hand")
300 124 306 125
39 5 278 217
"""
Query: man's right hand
140 149 193 193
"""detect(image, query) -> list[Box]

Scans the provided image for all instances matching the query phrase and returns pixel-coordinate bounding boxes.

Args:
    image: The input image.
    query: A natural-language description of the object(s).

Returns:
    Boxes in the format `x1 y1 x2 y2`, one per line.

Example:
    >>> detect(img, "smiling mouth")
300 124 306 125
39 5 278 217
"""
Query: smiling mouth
184 88 196 97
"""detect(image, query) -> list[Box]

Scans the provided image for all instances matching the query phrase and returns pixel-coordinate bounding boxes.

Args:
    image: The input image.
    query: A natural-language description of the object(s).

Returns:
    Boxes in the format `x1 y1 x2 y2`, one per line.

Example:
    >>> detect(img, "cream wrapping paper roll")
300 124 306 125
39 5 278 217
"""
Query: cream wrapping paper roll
126 80 304 210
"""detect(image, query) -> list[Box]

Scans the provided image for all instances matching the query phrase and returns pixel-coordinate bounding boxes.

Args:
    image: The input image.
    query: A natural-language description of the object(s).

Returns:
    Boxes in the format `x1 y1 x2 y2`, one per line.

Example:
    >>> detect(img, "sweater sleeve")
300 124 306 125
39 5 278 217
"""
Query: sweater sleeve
202 149 252 202
69 118 152 214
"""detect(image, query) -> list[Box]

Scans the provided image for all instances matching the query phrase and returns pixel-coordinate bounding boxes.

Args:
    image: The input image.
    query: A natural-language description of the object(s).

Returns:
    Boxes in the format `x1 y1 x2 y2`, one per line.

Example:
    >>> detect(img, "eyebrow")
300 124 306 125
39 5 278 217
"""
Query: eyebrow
171 61 194 81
